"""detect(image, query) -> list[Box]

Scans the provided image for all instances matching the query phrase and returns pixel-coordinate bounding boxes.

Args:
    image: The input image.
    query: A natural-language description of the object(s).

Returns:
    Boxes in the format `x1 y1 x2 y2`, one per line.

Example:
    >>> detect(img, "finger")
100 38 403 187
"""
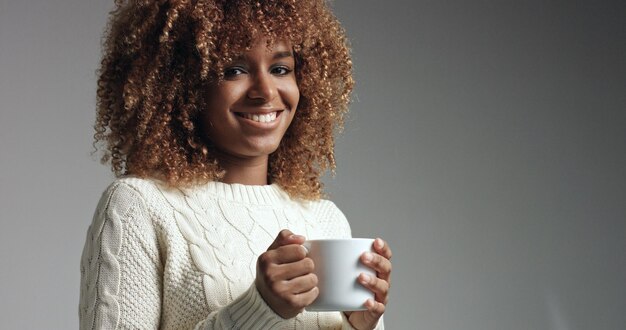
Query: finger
373 238 392 260
267 244 309 264
362 252 392 280
267 229 305 251
284 286 320 310
257 246 310 288
285 273 319 294
363 298 386 319
269 256 315 280
358 273 390 304
274 284 319 309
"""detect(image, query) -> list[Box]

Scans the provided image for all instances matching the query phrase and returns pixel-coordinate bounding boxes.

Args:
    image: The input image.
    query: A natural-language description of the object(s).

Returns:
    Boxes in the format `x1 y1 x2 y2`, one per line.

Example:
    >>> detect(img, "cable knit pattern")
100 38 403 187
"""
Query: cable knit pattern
79 176 384 329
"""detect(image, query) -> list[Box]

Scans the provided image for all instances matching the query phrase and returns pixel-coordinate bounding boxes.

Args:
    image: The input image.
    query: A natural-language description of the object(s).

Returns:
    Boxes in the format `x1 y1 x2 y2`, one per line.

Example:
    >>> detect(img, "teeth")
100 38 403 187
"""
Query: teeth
242 112 278 123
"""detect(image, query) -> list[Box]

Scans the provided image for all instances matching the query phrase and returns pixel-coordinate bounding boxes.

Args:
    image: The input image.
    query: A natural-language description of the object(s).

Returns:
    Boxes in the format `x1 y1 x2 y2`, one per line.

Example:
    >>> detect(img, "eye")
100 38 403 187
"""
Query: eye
223 66 246 79
271 65 293 76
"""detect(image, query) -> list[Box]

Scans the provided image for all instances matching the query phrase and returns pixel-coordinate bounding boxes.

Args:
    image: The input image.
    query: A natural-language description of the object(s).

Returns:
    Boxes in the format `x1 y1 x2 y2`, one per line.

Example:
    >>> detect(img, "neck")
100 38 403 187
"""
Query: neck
216 152 269 185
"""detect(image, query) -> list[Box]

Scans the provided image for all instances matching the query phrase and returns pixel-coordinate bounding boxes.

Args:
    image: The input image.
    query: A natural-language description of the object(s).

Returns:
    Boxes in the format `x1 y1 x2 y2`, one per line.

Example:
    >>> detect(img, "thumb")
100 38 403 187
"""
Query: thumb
267 229 306 251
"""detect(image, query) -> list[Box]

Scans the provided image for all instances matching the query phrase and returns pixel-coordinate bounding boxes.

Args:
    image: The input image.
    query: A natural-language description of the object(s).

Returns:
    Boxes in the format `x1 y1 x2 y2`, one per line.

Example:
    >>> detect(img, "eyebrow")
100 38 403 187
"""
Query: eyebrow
231 50 294 64
273 51 293 60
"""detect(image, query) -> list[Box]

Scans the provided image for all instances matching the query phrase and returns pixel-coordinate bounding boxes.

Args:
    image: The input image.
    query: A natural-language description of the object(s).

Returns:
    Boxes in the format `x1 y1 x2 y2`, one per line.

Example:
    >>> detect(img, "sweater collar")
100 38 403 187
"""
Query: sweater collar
196 181 289 205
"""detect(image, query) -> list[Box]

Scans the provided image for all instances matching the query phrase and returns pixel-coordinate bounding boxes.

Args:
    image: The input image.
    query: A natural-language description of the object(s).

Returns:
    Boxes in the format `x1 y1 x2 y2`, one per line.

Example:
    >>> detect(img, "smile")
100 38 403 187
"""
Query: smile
235 111 281 123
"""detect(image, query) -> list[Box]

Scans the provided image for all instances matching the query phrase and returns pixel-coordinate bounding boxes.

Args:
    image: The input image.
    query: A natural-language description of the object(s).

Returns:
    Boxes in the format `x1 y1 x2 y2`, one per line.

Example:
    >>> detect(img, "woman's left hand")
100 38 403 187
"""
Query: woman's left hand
345 238 392 330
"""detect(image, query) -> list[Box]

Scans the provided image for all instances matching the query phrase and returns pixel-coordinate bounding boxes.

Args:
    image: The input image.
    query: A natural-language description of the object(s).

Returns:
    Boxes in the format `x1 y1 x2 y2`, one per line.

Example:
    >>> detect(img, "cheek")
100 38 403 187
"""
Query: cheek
292 88 300 106
200 101 223 136
283 82 300 109
202 88 232 123
205 83 243 109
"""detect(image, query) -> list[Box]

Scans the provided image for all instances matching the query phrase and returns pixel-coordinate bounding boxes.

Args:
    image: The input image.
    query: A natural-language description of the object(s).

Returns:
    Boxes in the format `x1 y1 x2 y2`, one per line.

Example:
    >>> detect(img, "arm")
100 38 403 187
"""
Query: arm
192 284 291 329
79 182 292 329
79 182 162 329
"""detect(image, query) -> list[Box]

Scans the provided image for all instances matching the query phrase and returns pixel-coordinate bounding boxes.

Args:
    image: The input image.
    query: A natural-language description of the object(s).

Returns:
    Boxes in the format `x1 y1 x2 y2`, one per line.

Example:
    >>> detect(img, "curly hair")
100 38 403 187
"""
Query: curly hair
93 0 353 200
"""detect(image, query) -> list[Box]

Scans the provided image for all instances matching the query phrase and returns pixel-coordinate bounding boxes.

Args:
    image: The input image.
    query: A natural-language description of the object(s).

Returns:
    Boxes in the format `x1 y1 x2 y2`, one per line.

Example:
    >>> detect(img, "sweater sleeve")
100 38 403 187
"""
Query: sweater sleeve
193 283 291 329
340 313 385 330
79 182 163 329
79 182 292 329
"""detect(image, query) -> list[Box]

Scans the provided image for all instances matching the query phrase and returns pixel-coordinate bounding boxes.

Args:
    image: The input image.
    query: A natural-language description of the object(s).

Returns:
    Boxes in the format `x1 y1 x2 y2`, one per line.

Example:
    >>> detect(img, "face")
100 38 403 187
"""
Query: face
202 39 300 164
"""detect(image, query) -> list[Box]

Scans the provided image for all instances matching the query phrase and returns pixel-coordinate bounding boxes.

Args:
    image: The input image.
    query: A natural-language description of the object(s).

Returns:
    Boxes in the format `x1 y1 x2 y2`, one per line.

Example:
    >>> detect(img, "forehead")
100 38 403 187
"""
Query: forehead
229 38 294 60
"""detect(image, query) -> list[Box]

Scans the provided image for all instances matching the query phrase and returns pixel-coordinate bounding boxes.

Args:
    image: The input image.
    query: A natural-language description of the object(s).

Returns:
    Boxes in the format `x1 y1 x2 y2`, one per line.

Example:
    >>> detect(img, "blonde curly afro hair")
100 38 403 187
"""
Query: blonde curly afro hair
94 0 353 200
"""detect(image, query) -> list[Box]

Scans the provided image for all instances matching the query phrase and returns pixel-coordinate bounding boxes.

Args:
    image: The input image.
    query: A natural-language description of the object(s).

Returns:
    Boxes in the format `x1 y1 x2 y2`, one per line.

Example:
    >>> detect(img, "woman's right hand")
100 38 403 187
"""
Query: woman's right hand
255 229 319 319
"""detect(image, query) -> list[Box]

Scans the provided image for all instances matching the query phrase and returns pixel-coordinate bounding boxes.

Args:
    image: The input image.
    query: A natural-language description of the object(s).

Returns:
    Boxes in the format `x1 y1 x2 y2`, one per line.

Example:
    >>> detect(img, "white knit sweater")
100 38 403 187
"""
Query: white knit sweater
79 177 384 329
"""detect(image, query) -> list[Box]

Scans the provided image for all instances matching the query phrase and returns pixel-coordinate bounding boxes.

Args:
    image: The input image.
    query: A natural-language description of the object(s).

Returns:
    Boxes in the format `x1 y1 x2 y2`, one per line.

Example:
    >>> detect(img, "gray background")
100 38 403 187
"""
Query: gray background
1 0 624 329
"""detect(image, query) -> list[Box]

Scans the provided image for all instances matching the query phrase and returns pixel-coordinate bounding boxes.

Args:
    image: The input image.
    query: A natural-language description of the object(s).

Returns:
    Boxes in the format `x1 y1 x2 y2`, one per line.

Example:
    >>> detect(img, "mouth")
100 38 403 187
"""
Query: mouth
235 110 283 123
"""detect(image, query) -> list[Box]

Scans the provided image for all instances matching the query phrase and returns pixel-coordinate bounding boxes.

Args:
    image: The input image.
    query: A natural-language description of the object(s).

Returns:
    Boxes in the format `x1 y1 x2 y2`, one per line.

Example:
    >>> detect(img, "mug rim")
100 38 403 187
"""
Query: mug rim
304 238 374 242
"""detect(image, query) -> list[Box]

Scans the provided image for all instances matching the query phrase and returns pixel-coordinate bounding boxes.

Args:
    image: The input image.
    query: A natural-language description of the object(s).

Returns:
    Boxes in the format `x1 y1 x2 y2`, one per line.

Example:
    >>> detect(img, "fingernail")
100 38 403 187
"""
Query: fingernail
375 238 384 249
290 234 305 240
360 273 371 284
363 252 373 262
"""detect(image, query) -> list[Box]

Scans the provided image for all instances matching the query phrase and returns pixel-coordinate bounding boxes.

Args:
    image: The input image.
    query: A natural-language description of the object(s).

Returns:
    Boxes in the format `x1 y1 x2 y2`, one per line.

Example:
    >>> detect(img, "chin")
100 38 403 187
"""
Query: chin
247 133 287 150
237 140 282 157
250 144 282 157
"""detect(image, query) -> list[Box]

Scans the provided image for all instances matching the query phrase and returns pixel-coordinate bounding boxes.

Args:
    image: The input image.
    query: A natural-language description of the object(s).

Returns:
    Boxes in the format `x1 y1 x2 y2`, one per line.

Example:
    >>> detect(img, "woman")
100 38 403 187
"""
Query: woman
80 0 392 329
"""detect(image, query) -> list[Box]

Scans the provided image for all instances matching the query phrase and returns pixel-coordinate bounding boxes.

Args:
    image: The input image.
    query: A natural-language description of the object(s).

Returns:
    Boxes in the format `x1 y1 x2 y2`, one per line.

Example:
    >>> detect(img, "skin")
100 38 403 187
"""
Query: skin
257 231 392 329
202 38 300 185
203 38 392 329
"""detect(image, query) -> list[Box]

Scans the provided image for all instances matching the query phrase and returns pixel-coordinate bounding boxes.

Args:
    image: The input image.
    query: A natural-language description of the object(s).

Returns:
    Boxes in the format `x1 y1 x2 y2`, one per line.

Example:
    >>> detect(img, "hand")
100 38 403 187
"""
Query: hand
255 229 319 319
345 238 392 330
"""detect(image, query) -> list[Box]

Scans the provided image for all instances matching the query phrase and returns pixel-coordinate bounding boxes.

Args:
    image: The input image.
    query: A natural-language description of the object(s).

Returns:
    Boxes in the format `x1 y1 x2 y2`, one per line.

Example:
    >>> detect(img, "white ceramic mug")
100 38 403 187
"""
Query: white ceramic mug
303 238 375 311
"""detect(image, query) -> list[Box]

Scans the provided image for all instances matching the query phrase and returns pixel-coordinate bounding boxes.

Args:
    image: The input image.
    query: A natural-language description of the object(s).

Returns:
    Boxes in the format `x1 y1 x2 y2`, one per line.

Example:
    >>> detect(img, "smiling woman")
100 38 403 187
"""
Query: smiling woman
80 0 392 329
93 0 354 200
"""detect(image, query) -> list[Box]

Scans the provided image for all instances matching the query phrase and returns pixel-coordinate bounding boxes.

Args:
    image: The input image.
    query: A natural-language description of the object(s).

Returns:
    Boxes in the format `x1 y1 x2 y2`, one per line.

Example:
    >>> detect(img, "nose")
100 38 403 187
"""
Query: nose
247 71 277 103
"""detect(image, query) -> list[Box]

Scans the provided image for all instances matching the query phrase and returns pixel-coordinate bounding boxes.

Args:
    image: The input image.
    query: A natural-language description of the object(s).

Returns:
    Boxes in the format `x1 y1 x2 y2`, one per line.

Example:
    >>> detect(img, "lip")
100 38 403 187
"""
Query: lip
234 108 284 115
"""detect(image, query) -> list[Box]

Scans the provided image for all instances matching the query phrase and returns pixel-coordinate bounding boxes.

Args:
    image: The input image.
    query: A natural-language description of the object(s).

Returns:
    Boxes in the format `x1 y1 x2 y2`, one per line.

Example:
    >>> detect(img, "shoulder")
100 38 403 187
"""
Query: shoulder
308 198 344 218
306 198 352 239
105 175 193 204
95 176 170 221
93 177 150 223
106 176 163 198
87 178 164 265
